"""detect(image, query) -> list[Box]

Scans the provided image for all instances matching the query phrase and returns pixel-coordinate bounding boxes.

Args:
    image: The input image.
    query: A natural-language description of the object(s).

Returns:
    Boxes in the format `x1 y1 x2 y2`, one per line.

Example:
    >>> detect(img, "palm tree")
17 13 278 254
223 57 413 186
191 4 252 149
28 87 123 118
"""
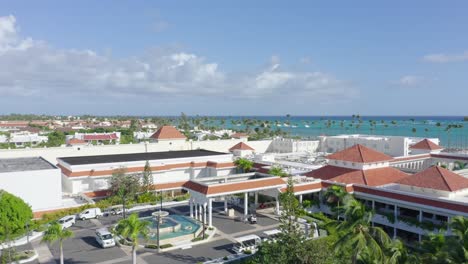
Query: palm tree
323 185 348 219
42 222 74 264
114 213 150 264
450 216 468 259
234 158 253 173
333 197 391 264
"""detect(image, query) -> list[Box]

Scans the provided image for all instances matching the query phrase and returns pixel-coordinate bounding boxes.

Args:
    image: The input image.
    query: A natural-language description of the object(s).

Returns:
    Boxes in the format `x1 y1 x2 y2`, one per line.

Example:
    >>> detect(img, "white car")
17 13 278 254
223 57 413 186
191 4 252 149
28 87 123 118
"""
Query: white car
57 215 76 229
95 228 116 248
78 208 103 220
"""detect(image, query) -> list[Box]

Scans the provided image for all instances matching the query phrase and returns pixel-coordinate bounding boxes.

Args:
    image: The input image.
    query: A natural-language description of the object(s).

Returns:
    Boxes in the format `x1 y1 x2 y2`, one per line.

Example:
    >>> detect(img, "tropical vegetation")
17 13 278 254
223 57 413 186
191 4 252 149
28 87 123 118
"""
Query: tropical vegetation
42 222 74 264
114 213 150 264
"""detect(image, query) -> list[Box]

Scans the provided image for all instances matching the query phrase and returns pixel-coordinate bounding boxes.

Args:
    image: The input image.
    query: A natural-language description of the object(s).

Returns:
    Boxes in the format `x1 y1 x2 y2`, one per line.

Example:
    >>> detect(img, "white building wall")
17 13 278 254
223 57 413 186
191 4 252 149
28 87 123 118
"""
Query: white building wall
0 139 274 164
0 168 62 211
319 135 439 157
268 138 319 153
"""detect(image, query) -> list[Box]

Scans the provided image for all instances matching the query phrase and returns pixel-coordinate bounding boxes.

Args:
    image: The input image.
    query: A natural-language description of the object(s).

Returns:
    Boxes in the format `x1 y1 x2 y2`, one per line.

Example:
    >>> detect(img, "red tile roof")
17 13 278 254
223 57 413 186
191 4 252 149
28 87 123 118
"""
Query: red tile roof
231 132 248 139
305 165 408 186
397 166 468 192
410 139 442 150
326 144 393 163
184 177 285 195
68 138 87 145
229 142 254 151
150 126 186 140
83 133 118 141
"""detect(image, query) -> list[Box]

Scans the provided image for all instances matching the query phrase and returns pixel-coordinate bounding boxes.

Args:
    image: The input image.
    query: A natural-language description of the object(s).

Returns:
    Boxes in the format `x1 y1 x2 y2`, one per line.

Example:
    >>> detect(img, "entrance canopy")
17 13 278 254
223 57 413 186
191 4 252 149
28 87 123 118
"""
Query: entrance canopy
184 172 286 198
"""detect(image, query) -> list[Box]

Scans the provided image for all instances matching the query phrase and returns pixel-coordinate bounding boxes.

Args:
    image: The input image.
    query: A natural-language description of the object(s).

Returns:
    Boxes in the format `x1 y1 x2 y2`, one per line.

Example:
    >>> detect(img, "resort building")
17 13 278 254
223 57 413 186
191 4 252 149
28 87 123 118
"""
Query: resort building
229 142 255 157
68 132 121 144
0 157 62 210
57 149 236 197
0 131 48 147
268 138 320 153
319 134 440 157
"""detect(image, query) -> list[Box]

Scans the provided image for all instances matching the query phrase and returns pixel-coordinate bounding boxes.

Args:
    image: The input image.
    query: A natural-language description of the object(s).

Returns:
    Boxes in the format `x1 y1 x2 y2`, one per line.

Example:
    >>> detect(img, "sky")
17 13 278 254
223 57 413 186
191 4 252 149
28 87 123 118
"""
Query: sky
0 1 467 116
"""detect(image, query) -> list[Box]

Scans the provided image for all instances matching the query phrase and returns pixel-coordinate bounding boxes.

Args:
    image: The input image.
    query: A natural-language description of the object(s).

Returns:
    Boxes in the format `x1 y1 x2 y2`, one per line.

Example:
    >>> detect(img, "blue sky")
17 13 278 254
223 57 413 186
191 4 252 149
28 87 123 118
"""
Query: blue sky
0 1 467 116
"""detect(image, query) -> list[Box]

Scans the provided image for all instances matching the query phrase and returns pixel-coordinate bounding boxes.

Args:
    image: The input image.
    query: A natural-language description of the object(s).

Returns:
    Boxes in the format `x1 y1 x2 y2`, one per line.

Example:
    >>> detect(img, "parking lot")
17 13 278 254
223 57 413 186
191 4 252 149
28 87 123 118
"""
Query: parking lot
39 203 279 263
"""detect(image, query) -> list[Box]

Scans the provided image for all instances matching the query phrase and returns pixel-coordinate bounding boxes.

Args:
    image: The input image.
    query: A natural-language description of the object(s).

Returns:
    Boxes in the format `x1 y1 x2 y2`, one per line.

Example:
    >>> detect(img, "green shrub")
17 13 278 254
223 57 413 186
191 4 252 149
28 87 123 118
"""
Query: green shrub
191 236 205 242
137 192 158 204
244 250 252 254
223 256 229 260
160 244 172 249
144 244 158 249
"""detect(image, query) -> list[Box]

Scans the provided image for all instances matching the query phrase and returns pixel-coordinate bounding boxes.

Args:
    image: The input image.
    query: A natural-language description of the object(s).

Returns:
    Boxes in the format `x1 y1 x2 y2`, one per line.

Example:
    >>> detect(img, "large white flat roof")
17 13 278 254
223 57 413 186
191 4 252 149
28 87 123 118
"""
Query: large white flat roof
0 157 56 173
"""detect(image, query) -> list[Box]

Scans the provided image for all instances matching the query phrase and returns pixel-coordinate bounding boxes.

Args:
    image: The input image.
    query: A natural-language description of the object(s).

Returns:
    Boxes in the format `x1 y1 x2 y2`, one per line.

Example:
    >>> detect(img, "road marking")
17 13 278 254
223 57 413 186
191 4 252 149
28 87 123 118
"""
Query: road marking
181 245 192 250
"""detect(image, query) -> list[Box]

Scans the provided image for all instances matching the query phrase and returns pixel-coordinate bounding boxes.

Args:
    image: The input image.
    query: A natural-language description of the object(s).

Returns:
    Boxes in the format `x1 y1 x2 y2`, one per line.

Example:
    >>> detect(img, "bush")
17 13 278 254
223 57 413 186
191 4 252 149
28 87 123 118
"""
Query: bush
191 236 205 242
160 244 172 249
223 256 229 260
173 193 190 202
244 250 252 254
144 244 158 249
137 192 159 204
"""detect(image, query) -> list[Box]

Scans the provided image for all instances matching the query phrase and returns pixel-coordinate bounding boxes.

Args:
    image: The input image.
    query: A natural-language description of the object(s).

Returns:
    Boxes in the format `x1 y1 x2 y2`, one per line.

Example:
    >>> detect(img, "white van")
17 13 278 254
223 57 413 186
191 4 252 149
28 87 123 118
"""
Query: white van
232 235 262 253
95 228 116 248
57 215 76 229
78 208 103 220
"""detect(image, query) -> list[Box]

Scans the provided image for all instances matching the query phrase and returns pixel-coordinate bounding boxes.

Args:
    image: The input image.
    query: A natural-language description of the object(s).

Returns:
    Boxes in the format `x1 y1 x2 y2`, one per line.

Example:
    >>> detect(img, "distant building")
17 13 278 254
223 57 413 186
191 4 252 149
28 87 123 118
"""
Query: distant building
230 132 249 139
149 126 186 143
68 132 121 144
0 131 48 147
319 134 440 157
133 131 155 141
269 138 320 153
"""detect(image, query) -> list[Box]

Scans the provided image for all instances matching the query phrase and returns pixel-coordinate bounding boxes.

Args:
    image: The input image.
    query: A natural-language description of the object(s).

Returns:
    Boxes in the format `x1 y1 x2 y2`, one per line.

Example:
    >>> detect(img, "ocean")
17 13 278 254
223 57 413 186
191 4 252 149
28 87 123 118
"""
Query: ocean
195 116 468 148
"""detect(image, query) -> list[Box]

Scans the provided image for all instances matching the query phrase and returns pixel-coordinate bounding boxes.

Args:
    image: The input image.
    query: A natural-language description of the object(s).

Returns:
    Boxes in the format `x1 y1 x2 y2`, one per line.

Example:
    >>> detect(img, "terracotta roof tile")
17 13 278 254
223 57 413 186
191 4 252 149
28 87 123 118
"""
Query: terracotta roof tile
150 126 186 140
326 144 393 163
184 177 285 195
229 142 254 151
410 139 443 150
68 138 87 145
83 133 118 141
231 133 248 139
305 165 408 186
397 166 468 192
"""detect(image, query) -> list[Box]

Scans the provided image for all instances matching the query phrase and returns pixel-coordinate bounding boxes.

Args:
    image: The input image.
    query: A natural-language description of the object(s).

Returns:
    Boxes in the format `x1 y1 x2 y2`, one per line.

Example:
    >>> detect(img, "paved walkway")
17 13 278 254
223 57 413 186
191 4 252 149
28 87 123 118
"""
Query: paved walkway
32 240 55 264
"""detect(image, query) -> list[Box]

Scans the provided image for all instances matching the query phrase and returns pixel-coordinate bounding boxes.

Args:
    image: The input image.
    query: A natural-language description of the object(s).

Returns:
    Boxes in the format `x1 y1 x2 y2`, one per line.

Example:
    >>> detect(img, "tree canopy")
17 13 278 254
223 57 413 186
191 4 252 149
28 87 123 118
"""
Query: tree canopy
0 190 33 242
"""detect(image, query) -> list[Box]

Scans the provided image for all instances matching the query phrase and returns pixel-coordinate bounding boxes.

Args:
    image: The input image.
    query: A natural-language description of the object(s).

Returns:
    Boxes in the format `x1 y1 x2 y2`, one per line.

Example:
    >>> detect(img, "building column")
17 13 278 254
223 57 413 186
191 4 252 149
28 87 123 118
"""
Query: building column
393 205 398 239
194 203 198 221
189 198 194 218
254 192 258 209
275 196 280 215
224 196 228 214
418 210 423 222
208 198 213 227
244 192 249 216
447 216 452 235
299 194 303 204
203 203 207 225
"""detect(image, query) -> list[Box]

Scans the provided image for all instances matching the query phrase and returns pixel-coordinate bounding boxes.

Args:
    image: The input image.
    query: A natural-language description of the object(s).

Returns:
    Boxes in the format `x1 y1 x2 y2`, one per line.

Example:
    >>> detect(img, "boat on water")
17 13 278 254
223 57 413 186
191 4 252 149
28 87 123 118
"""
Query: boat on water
304 125 310 128
292 125 297 128
283 123 290 127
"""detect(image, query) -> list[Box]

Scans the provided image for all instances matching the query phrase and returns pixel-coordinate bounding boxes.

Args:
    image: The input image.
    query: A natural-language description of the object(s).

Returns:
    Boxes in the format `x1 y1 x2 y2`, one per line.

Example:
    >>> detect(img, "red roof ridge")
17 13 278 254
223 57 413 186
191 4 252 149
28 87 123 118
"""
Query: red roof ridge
410 139 442 150
150 126 186 140
327 144 393 163
229 142 254 151
397 166 468 192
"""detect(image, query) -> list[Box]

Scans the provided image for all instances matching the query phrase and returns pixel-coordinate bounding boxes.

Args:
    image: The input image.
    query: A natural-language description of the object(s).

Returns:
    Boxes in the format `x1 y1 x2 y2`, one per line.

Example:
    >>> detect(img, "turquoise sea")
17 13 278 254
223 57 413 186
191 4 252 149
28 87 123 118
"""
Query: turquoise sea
192 116 468 149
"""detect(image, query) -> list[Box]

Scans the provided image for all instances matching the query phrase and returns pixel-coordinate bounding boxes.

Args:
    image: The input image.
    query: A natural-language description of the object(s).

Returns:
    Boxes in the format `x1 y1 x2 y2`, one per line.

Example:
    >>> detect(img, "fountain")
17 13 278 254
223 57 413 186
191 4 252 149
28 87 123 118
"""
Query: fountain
141 211 201 244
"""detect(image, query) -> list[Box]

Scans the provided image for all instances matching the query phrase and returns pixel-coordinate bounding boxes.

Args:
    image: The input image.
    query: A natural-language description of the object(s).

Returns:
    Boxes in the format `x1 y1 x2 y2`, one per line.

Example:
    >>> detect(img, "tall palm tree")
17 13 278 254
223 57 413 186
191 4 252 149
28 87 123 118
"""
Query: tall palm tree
42 222 74 264
114 213 150 264
333 196 391 264
323 185 348 219
450 216 468 260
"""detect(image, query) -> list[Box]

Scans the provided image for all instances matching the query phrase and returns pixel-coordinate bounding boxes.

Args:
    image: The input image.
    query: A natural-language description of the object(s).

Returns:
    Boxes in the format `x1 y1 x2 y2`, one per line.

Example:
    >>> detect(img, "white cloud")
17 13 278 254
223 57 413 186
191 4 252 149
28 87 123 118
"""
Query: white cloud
0 15 356 104
423 51 468 63
398 75 424 86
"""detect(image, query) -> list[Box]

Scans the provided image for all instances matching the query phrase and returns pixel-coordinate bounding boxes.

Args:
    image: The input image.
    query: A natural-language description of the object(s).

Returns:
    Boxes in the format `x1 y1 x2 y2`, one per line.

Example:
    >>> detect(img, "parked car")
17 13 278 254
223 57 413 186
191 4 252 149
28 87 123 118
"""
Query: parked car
232 235 261 253
95 228 116 248
78 208 103 220
57 215 76 229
